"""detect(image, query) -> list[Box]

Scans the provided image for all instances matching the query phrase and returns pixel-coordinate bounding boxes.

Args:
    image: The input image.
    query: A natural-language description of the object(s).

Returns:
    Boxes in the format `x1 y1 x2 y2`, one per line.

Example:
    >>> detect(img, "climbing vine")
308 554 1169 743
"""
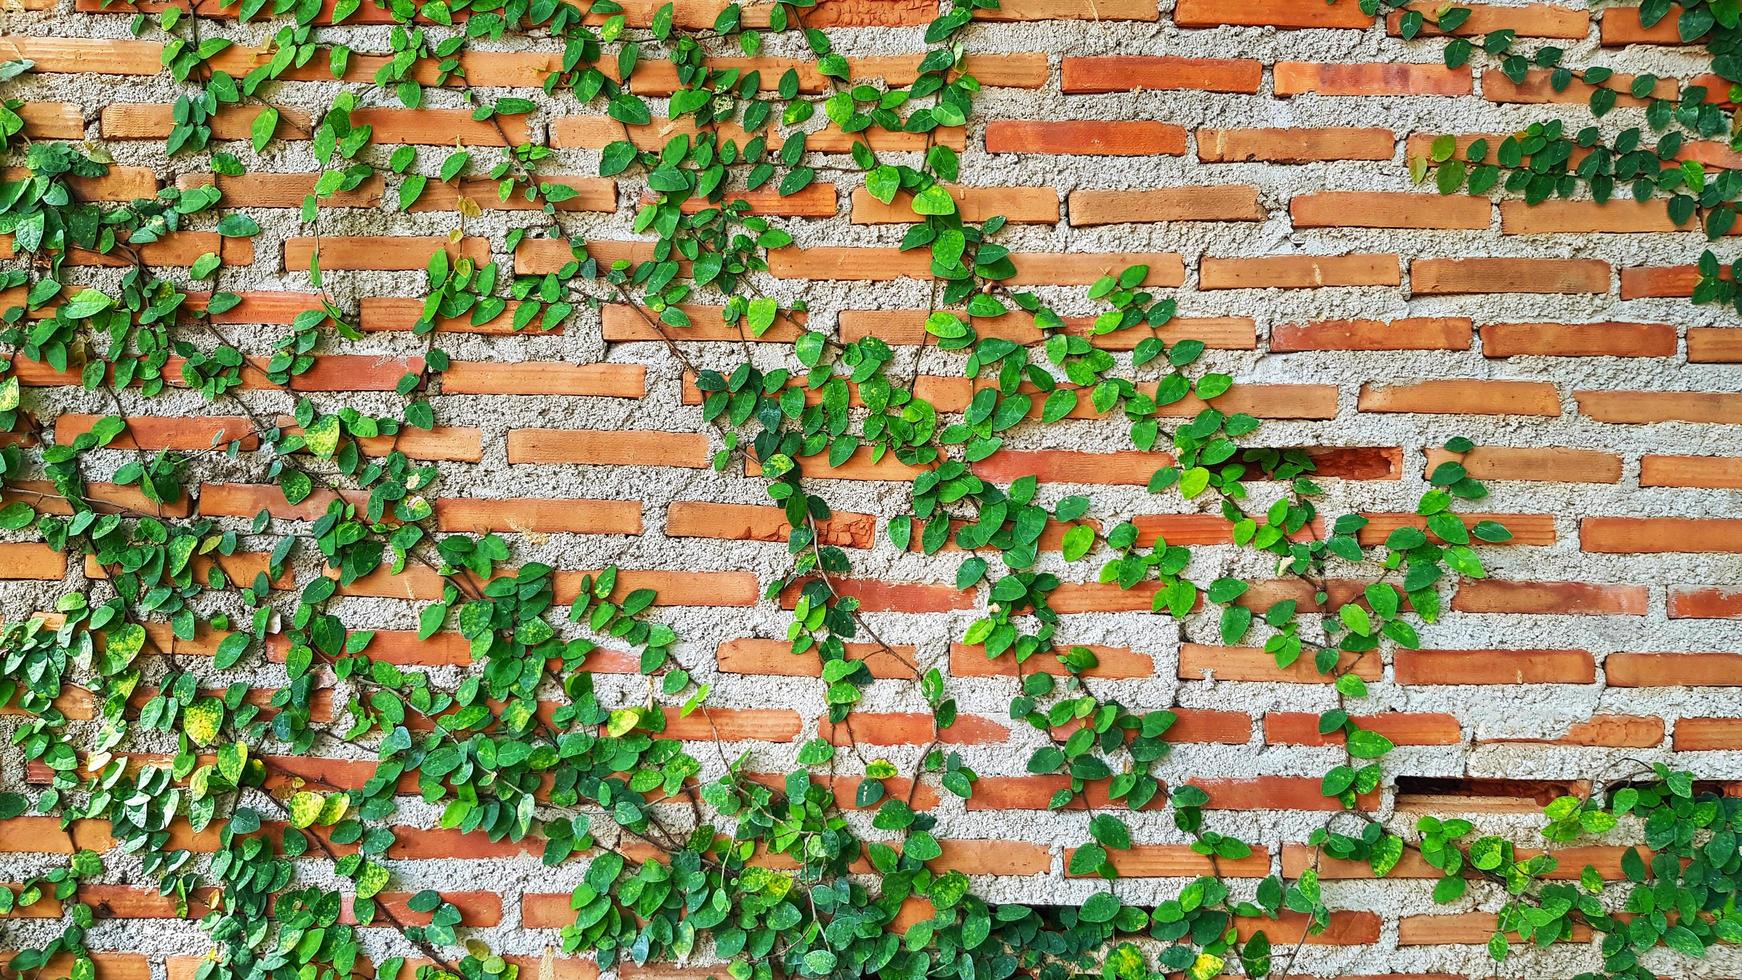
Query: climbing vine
0 3 1738 980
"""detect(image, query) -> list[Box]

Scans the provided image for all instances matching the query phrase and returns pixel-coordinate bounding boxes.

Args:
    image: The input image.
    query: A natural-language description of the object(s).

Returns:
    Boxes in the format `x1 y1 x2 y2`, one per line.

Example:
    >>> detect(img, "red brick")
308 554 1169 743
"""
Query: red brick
777 578 973 614
1357 512 1555 547
56 414 258 452
824 712 1010 746
1066 844 1271 878
1500 199 1699 233
1192 777 1379 811
1600 7 1683 45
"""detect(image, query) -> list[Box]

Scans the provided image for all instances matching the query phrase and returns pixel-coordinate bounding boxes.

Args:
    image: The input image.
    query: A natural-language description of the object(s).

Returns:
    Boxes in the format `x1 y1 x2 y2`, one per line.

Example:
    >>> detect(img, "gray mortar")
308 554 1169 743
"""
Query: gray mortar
0 0 1739 976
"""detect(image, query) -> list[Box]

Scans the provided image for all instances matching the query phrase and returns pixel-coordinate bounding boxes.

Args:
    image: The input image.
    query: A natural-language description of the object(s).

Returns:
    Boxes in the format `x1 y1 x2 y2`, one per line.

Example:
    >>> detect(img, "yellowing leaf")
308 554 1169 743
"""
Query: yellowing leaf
182 697 224 747
606 707 642 737
1188 953 1225 980
287 790 325 829
302 415 341 458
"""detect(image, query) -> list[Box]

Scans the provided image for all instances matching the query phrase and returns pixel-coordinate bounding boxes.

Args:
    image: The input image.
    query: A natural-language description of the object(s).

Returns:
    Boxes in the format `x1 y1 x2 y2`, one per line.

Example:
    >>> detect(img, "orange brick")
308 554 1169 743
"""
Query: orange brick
1600 7 1683 45
1066 844 1271 878
1400 912 1591 945
839 310 1243 349
1272 317 1472 352
0 37 163 73
967 775 1168 811
1357 512 1555 547
601 303 804 343
717 638 921 680
0 232 250 268
665 501 876 549
1358 380 1561 416
948 643 1154 680
1412 257 1610 294
1178 644 1381 683
1671 588 1742 619
1453 580 1647 616
9 165 156 201
977 0 1156 19
1478 715 1665 748
1640 455 1742 488
506 429 709 468
1265 712 1462 746
769 246 1188 286
1424 445 1622 483
1192 777 1378 811
1620 264 1705 299
1061 56 1262 94
1486 69 1673 106
1197 127 1396 163
1481 321 1676 357
434 498 643 535
549 115 961 154
1386 2 1588 37
1675 718 1742 751
1689 328 1742 362
0 543 67 581
417 176 616 212
1175 0 1369 28
102 103 312 142
1582 517 1742 554
441 362 645 397
56 414 258 452
849 186 1059 225
1068 185 1264 226
1607 653 1742 687
283 236 488 272
856 53 1049 89
1291 192 1490 230
1275 62 1472 97
1395 649 1596 685
1501 197 1715 233
17 103 85 139
986 120 1187 156
1200 254 1400 289
1576 390 1742 424
178 172 382 208
777 578 973 614
824 712 1010 746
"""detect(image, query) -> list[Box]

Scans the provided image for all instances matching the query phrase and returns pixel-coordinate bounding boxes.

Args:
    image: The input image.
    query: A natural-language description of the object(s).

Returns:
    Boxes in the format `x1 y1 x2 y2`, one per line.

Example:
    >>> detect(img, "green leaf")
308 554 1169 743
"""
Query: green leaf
910 184 956 216
288 791 326 828
61 288 113 320
1345 729 1394 760
217 213 260 237
252 106 279 152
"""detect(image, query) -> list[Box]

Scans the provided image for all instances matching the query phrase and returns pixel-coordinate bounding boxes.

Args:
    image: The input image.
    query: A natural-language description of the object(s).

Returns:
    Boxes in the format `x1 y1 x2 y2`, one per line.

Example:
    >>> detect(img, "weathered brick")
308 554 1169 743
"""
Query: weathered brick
1272 317 1472 352
1385 2 1589 38
1453 580 1648 616
1394 649 1596 685
1175 0 1369 28
1581 518 1742 554
1274 62 1473 97
1197 127 1395 163
665 501 876 549
1670 588 1742 619
1606 653 1742 687
1689 327 1742 362
1357 380 1562 416
1481 321 1676 357
1411 257 1610 294
850 185 1059 224
1069 185 1265 225
506 429 710 468
1639 455 1742 488
441 362 646 397
1291 192 1491 230
986 120 1187 156
1575 390 1742 424
1200 254 1401 289
283 236 489 272
1424 445 1622 483
1061 56 1262 94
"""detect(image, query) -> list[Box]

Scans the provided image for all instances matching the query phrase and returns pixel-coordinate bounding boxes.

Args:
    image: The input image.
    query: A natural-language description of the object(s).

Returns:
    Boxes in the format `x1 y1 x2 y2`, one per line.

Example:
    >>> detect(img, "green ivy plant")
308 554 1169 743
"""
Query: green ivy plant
0 3 1737 980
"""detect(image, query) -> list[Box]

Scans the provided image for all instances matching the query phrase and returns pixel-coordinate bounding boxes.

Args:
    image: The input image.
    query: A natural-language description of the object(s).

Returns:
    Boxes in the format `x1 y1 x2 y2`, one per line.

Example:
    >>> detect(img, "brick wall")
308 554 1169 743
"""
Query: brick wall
2 1 1740 977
